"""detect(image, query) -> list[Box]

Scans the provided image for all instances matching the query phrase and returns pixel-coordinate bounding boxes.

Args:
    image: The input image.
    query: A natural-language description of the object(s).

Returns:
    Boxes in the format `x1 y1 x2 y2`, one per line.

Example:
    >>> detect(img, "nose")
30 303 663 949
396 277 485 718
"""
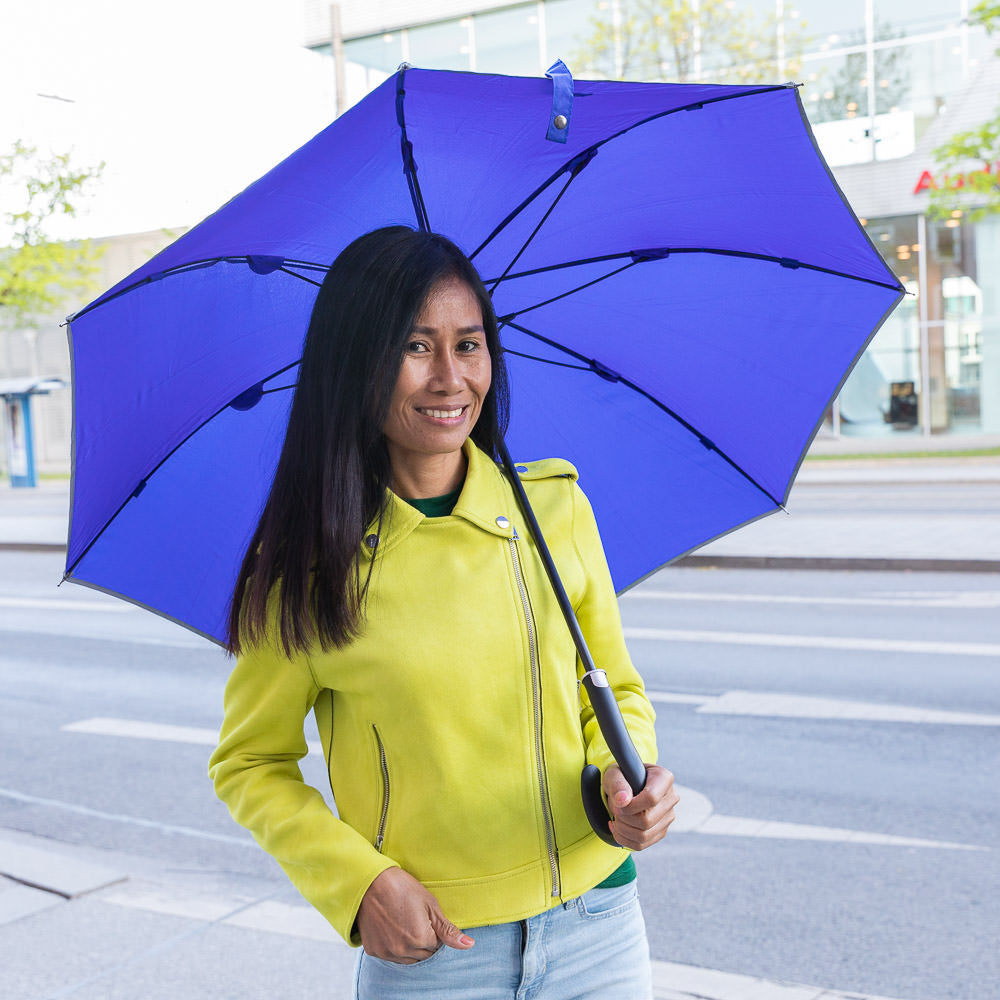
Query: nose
428 350 462 393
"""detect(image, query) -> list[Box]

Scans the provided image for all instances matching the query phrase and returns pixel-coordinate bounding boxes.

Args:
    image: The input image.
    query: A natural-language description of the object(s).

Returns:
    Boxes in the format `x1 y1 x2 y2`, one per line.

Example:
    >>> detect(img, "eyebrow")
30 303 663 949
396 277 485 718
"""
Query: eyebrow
410 324 486 335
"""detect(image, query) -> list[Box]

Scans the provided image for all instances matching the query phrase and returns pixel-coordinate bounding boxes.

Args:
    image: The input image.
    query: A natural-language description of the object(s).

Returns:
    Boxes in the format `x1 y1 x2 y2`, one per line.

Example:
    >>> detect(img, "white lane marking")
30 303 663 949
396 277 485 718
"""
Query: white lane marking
63 718 218 745
646 690 1000 725
695 814 984 851
644 691 713 706
0 596 133 612
625 626 1000 657
669 784 984 851
700 690 1000 725
626 589 1000 609
0 620 214 649
650 959 916 1000
61 717 324 755
0 787 254 847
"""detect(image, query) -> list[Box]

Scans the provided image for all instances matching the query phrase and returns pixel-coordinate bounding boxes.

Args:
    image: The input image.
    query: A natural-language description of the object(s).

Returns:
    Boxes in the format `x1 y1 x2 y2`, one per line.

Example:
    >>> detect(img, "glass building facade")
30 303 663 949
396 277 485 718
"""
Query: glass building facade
310 1 999 437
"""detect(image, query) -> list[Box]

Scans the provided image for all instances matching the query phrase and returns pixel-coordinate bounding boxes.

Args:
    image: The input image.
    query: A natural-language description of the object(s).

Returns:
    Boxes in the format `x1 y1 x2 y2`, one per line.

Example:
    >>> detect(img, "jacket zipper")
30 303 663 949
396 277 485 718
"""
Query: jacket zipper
372 724 390 852
509 528 561 897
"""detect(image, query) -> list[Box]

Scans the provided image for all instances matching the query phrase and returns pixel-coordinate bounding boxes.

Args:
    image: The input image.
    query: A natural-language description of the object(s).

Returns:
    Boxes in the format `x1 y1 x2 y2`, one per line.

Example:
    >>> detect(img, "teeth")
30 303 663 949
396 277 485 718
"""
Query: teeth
420 407 463 418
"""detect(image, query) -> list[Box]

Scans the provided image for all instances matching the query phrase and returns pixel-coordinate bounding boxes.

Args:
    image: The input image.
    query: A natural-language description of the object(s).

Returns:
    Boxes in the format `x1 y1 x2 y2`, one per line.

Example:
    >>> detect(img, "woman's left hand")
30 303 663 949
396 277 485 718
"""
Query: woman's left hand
601 764 679 851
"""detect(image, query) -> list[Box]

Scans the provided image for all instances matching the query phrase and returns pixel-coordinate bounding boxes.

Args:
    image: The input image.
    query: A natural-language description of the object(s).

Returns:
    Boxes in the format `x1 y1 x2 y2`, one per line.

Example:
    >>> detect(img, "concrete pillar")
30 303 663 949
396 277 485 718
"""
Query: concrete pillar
978 215 1000 433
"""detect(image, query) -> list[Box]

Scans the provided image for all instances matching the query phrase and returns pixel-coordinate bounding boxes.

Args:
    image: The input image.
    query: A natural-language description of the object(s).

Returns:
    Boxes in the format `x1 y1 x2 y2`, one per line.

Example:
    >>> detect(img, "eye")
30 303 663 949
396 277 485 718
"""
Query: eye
405 339 429 354
457 339 482 353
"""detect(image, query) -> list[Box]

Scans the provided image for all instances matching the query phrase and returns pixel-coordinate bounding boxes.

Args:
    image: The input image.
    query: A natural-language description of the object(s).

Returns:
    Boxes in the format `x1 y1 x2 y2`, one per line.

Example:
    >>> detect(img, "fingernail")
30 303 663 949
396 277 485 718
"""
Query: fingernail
460 934 474 946
615 791 630 807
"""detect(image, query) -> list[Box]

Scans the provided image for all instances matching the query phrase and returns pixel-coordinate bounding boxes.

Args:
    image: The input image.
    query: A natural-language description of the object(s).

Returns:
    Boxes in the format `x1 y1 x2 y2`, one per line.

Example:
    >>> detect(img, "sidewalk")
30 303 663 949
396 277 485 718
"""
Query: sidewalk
0 827 913 1000
5 432 999 568
681 431 1000 572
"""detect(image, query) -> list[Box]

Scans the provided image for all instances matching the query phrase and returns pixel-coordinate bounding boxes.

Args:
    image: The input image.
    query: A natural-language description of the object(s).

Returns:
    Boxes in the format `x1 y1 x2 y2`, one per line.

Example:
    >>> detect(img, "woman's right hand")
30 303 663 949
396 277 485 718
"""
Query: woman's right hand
356 867 475 964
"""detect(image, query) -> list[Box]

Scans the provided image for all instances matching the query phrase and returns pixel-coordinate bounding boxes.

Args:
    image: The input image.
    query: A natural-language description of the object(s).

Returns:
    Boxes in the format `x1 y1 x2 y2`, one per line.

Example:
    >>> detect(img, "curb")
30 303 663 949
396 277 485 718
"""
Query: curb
0 542 65 553
676 554 1000 573
4 543 1000 574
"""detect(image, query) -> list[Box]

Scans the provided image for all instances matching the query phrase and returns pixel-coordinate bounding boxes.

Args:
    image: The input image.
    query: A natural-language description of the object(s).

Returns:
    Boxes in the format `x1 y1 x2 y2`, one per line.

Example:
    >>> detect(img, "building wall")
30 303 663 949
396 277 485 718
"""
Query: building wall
306 0 517 42
978 215 1000 433
0 228 183 474
313 0 990 115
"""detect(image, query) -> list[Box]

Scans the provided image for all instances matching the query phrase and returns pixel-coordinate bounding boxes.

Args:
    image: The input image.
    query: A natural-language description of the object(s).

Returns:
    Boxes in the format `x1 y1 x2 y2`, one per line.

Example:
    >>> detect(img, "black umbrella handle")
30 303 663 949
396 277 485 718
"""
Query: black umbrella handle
497 442 648 846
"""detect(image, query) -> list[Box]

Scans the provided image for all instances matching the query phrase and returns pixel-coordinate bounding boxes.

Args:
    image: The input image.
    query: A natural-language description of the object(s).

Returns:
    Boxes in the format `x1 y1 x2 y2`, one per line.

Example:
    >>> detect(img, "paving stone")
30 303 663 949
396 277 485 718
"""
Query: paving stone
0 876 63 926
0 836 127 898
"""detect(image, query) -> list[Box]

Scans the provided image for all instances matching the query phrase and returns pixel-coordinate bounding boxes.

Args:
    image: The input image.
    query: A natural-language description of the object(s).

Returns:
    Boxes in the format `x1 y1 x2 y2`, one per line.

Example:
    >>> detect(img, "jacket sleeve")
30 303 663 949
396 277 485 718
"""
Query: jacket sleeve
569 481 658 775
208 633 399 946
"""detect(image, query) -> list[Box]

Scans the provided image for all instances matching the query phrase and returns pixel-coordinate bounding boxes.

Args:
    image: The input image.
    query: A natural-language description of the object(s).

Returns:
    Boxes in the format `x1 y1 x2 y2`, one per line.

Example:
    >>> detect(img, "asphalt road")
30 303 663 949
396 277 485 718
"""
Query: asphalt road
620 567 1000 1000
1 551 998 999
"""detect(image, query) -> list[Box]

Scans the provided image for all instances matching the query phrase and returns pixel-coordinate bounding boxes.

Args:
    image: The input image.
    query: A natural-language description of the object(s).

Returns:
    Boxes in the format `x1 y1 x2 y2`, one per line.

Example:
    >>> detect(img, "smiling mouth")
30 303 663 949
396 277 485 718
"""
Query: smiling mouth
417 406 467 419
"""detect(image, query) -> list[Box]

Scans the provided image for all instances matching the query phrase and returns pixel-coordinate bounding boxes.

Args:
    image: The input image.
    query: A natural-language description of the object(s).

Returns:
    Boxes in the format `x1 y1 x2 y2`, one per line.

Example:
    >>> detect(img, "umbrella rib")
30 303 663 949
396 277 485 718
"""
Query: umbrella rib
489 247 903 295
502 347 592 373
471 84 792 264
279 266 324 287
486 169 579 295
502 319 783 509
496 260 638 322
396 66 431 232
69 258 331 322
64 359 302 578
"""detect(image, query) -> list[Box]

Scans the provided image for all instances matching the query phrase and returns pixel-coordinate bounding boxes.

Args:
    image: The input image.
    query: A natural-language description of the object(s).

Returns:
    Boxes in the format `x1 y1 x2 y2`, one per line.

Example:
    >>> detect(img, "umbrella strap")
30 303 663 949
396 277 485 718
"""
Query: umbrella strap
545 60 574 144
497 440 647 809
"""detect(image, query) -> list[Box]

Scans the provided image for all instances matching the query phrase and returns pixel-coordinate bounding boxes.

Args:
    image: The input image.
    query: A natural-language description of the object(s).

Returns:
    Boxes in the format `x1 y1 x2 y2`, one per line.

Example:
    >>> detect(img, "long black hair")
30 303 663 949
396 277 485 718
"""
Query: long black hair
227 226 510 656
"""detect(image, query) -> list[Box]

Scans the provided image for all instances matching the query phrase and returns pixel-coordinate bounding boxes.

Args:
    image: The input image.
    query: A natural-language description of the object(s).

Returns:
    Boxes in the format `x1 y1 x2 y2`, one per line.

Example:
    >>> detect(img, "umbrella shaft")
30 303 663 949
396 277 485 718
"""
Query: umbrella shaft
498 441 647 798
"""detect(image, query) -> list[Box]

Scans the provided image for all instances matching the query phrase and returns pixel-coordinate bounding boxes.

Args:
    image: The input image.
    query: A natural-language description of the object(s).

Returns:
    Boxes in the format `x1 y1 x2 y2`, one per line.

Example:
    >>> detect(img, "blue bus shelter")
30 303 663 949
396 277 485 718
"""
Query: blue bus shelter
0 377 67 488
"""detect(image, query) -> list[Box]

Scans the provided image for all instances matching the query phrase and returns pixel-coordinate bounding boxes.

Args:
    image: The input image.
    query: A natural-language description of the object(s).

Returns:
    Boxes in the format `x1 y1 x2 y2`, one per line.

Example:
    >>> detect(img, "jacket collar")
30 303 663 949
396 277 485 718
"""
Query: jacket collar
361 440 516 561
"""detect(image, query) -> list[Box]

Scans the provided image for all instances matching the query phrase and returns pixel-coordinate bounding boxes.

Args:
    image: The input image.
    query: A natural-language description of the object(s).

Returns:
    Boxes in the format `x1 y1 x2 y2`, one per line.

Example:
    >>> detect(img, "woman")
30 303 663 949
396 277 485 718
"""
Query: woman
209 226 678 999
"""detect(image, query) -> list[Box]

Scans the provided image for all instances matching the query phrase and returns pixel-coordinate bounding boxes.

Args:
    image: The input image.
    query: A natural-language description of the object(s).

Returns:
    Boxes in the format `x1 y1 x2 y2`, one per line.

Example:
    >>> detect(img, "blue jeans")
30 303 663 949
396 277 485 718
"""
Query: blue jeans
353 881 652 1000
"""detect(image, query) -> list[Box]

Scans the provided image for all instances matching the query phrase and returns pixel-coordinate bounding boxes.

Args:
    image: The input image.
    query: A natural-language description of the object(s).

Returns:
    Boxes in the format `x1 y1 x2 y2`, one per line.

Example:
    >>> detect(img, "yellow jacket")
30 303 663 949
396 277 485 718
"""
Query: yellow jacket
209 440 657 946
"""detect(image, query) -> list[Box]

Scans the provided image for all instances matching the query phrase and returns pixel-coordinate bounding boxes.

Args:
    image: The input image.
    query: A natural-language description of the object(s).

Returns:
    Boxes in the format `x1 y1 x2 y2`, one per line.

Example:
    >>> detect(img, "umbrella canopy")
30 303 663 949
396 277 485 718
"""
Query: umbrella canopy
65 64 903 643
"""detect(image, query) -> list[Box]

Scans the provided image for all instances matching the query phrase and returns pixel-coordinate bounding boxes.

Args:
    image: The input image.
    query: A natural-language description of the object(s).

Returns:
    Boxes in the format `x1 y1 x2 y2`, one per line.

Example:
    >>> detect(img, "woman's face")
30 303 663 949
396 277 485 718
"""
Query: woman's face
382 276 492 485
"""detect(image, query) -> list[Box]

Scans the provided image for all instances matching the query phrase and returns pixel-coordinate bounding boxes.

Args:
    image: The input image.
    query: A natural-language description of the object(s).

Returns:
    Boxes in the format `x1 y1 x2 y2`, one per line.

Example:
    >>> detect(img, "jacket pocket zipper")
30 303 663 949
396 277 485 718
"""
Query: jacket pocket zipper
372 724 390 852
509 528 561 897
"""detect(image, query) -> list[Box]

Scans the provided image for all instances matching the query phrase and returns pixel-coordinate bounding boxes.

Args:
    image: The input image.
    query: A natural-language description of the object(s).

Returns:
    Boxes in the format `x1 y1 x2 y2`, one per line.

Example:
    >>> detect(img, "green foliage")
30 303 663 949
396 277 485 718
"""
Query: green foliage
0 141 105 327
571 0 812 85
805 446 1000 460
974 0 1000 32
928 2 1000 221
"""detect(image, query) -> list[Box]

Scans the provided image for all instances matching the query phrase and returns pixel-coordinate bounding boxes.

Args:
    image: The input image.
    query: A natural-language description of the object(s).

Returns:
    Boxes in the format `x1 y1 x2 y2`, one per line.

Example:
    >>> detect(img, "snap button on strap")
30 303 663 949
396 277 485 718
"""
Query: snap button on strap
545 59 573 144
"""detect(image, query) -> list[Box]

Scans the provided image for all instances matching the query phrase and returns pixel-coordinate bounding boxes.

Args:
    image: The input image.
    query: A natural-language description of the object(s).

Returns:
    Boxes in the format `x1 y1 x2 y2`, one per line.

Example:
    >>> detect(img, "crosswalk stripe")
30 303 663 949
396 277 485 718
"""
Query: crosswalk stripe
61 717 324 755
645 690 1000 726
625 589 1000 609
625 626 1000 657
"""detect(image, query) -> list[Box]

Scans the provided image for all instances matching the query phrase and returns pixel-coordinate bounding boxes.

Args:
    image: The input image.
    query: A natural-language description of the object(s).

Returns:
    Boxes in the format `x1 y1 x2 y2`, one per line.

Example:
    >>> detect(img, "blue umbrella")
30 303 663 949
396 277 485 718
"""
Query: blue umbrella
64 62 903 647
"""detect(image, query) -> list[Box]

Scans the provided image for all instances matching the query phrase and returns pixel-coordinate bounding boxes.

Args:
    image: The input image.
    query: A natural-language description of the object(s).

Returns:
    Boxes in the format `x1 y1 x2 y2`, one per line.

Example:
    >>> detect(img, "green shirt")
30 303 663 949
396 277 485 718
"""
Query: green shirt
403 489 462 518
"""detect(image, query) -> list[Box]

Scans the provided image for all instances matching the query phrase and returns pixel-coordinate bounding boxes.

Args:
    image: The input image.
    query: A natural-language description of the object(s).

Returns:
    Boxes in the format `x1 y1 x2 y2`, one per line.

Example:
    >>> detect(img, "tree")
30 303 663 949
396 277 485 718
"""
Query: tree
927 1 1000 222
571 0 812 86
0 142 104 328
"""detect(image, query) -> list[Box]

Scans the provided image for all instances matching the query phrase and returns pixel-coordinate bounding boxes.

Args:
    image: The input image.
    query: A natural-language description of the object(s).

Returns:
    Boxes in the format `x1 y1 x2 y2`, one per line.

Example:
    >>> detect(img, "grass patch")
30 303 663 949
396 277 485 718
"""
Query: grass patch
806 447 1000 461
